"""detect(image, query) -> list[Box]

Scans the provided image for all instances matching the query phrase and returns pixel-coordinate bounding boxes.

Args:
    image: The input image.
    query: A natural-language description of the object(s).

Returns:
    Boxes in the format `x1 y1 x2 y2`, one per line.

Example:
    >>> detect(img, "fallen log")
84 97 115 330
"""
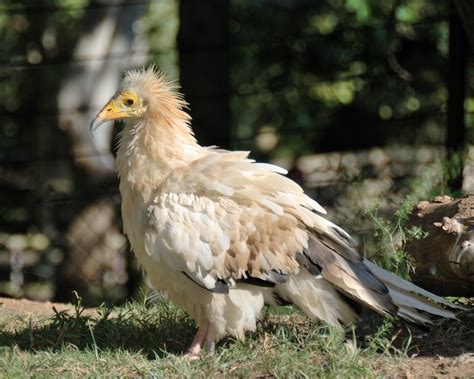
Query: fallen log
405 195 474 296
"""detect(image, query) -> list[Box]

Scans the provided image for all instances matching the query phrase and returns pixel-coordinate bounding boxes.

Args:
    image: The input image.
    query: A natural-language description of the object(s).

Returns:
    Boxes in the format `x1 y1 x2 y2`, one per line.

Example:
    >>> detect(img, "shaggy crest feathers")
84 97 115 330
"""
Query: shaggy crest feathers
123 66 193 132
96 67 459 358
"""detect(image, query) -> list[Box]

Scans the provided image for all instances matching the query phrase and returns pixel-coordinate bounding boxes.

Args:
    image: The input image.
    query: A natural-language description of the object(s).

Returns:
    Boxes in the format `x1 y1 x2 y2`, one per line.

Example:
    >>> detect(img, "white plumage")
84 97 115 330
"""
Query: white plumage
90 67 457 358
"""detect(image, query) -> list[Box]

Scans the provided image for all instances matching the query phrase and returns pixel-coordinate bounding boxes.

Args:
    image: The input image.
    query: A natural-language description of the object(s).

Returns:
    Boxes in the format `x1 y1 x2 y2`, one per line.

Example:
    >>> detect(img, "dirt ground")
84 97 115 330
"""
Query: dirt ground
0 297 77 316
361 298 474 378
0 296 473 377
0 296 96 316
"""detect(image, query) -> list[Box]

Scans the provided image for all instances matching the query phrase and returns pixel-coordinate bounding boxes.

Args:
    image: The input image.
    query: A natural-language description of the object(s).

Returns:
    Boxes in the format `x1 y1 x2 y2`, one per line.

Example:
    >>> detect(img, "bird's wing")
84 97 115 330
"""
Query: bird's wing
143 150 347 293
143 150 457 322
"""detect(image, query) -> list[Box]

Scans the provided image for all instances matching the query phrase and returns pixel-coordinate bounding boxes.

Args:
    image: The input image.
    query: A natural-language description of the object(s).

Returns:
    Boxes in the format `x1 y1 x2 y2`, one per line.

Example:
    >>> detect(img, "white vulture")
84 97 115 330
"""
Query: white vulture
90 67 456 358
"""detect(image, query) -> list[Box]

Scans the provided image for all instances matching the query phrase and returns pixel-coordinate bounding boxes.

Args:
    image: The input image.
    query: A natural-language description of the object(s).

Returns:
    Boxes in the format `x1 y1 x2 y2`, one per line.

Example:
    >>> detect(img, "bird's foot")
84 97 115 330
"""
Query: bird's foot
186 338 203 360
185 338 215 361
185 351 201 361
185 321 216 360
185 323 207 360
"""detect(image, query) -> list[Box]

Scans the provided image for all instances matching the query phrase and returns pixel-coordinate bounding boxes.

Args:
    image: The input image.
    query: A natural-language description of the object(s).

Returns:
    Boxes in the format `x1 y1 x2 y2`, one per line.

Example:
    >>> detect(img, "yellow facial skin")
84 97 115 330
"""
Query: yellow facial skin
90 89 147 131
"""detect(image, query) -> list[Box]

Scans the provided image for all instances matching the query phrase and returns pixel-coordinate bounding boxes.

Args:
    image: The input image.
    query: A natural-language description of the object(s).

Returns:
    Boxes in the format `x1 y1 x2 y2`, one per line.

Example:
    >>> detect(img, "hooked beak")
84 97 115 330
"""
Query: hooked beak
90 98 128 133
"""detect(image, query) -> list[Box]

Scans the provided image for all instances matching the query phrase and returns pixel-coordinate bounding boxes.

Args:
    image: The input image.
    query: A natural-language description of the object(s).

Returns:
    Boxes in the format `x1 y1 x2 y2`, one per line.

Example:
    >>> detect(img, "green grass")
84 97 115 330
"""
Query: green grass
0 297 413 378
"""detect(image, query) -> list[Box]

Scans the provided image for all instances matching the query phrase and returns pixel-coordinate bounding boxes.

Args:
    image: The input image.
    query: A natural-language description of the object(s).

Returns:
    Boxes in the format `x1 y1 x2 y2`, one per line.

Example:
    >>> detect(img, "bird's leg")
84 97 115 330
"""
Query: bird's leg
202 324 216 353
186 321 209 359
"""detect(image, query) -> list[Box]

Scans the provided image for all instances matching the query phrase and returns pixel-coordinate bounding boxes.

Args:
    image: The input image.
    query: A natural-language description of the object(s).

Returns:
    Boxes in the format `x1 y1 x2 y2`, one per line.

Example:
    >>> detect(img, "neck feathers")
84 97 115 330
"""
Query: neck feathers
116 68 202 200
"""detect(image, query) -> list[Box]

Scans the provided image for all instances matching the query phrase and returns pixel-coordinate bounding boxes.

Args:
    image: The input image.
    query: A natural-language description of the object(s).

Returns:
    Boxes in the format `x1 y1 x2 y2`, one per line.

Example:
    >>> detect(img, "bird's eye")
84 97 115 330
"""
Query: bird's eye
126 98 134 106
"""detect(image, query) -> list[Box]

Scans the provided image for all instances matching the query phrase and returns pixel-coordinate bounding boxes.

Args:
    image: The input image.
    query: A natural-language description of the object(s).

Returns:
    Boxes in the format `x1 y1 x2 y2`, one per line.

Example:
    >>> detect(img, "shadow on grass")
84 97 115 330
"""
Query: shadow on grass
354 305 474 358
0 302 196 358
0 299 472 360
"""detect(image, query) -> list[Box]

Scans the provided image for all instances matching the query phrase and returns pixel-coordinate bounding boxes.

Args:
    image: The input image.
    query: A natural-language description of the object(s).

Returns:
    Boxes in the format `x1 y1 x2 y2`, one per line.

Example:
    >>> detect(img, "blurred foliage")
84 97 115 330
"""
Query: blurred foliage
0 0 461 184
230 0 452 160
142 0 179 78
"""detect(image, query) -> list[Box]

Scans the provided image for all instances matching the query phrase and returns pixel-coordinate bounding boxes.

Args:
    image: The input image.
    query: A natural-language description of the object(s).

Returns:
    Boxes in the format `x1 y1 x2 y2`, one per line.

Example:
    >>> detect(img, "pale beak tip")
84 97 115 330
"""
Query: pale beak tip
90 116 106 135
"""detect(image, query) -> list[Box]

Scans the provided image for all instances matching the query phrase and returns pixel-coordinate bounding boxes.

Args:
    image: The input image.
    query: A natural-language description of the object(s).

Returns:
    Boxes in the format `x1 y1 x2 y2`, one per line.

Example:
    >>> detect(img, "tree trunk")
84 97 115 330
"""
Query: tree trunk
178 0 230 148
57 0 146 175
446 1 468 191
454 0 474 50
405 195 474 296
55 0 146 302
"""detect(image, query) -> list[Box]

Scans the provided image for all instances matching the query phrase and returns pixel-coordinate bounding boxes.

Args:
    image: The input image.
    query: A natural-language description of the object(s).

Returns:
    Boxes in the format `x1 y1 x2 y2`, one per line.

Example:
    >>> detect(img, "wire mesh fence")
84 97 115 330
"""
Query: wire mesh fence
1 140 471 305
0 0 467 305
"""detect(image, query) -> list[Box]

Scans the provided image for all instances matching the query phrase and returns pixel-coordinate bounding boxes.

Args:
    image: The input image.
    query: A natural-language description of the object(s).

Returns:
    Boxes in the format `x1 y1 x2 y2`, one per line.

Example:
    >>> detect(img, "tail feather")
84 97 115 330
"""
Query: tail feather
397 308 433 325
302 234 460 326
388 285 455 320
364 260 462 310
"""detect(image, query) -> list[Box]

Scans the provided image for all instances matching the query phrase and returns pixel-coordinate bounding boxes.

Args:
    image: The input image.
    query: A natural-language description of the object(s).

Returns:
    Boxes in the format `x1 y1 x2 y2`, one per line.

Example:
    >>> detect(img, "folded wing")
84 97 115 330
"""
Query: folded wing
144 149 457 324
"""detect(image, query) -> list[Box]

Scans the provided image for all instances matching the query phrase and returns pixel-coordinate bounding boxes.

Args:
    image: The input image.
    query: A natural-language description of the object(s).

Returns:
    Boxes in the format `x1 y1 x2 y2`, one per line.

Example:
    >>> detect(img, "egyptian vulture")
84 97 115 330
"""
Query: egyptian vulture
90 67 456 358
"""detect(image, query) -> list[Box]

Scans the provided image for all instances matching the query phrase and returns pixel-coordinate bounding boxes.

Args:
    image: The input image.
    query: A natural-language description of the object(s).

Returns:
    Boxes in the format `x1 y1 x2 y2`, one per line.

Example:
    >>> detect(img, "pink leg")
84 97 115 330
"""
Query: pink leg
186 321 209 359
